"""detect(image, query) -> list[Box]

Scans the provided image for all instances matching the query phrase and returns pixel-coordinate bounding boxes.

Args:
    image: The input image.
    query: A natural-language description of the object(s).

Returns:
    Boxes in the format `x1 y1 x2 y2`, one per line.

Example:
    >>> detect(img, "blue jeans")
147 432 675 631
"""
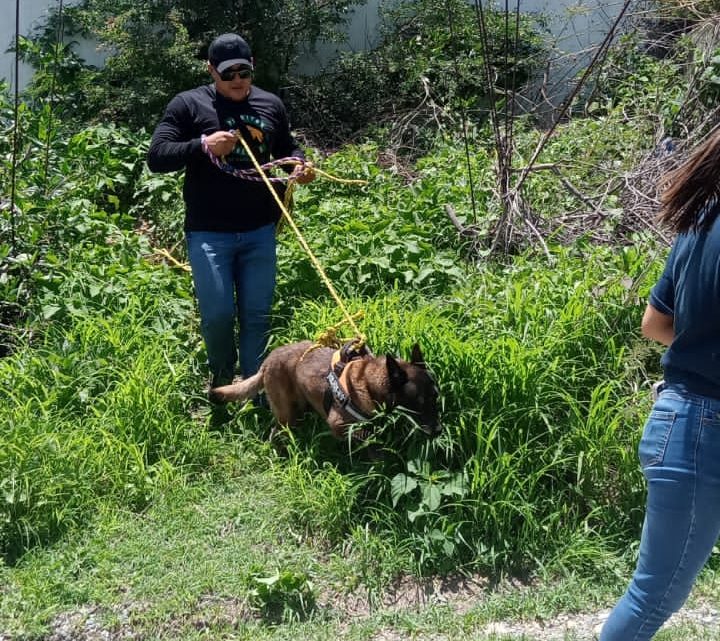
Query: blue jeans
186 226 276 382
600 386 720 641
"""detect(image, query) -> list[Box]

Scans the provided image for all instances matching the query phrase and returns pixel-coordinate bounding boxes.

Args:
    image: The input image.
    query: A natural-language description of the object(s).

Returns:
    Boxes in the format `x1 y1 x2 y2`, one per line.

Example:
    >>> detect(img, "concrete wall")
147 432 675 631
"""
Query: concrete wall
1 0 106 91
519 0 630 105
294 0 382 75
294 0 627 72
1 0 628 91
522 0 627 53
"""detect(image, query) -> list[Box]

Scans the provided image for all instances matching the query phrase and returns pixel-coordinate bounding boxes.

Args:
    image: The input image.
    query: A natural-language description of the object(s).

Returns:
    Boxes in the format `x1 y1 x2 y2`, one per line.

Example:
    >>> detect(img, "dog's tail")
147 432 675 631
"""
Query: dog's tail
208 371 263 403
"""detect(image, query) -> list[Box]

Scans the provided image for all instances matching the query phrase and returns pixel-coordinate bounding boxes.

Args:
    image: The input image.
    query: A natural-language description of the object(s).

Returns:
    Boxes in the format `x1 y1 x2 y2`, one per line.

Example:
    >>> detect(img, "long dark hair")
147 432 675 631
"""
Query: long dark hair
659 129 720 233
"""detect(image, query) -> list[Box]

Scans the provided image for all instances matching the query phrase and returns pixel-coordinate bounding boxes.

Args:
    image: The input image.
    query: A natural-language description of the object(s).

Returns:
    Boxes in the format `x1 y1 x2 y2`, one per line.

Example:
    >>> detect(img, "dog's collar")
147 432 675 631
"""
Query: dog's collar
325 364 372 422
330 340 373 374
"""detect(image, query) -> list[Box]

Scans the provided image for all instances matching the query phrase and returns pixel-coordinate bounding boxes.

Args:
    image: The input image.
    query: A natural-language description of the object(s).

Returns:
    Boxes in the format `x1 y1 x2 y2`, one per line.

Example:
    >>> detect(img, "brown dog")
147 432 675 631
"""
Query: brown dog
209 340 441 440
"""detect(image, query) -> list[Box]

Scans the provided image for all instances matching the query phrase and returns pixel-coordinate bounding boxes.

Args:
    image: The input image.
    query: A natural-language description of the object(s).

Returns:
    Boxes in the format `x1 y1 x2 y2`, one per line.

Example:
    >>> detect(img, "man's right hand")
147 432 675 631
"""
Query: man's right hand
203 131 238 158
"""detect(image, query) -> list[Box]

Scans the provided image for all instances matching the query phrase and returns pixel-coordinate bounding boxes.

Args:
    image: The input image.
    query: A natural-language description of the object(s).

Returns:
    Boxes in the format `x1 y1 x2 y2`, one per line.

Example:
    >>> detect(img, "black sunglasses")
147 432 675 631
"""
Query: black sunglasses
219 68 253 82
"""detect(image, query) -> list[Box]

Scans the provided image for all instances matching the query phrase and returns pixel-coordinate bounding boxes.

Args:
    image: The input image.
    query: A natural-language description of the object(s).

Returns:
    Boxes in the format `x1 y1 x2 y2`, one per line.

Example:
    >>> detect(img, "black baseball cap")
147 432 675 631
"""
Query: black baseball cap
208 33 253 73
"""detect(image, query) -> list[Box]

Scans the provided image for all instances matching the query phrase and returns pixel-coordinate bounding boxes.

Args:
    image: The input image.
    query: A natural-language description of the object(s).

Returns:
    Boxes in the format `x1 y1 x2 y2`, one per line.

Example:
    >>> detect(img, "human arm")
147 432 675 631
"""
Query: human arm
146 95 199 172
642 239 678 347
147 93 236 172
641 303 674 346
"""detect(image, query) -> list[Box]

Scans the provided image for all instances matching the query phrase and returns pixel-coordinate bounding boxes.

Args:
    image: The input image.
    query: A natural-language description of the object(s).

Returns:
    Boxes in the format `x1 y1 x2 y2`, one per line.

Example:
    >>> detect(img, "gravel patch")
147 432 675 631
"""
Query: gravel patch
475 604 720 640
3 584 719 641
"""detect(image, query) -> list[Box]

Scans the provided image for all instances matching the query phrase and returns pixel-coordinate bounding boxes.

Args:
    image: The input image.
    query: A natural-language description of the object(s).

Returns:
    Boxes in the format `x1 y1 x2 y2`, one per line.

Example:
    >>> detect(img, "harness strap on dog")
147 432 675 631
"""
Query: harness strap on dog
324 368 372 422
322 340 374 423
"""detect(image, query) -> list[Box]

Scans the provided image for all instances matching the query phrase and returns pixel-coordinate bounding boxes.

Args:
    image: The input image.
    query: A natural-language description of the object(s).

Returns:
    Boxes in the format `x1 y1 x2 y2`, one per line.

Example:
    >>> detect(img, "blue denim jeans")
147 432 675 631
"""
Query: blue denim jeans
186 225 276 382
600 386 720 641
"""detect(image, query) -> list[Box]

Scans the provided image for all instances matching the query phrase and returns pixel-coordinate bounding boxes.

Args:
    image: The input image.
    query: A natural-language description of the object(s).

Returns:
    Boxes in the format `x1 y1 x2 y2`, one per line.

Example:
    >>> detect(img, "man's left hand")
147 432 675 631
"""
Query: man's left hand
293 162 316 185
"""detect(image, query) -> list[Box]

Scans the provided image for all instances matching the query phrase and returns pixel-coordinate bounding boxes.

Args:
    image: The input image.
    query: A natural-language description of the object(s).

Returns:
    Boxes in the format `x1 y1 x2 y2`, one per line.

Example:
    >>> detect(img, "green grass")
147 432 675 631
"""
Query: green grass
0 472 607 639
1 209 663 611
0 282 219 560
3 473 719 640
2 94 708 639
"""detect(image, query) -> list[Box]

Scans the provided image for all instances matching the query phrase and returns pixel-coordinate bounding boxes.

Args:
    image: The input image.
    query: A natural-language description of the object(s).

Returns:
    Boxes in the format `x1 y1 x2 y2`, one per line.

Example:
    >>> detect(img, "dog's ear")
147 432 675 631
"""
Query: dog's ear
386 353 409 389
410 343 426 368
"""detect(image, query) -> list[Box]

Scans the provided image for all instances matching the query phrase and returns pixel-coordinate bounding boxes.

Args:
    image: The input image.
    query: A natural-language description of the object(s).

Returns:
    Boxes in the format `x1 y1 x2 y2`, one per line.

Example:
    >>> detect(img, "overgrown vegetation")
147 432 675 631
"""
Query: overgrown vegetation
24 0 546 145
287 0 546 145
27 0 354 127
0 95 660 572
3 1 720 638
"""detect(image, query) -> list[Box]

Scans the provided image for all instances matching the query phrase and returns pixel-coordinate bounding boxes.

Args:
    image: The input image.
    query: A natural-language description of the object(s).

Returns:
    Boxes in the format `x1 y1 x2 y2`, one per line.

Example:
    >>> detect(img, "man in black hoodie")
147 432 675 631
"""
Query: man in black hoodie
148 33 314 388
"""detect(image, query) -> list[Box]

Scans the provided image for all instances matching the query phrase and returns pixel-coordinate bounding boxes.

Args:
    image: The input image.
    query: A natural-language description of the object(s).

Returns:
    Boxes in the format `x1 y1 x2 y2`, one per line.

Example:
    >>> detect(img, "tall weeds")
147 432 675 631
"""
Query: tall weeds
1 90 666 578
267 240 659 573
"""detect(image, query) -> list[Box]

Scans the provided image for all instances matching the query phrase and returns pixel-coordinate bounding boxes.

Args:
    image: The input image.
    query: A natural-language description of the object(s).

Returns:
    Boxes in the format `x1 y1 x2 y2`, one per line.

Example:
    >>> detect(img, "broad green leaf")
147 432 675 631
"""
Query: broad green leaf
390 473 417 506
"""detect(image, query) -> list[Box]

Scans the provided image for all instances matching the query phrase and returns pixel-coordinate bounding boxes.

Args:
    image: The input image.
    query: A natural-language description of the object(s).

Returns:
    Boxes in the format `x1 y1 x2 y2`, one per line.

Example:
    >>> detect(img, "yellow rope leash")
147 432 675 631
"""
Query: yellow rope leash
298 311 366 361
277 160 366 232
278 160 368 186
150 141 368 346
235 134 366 344
152 247 191 272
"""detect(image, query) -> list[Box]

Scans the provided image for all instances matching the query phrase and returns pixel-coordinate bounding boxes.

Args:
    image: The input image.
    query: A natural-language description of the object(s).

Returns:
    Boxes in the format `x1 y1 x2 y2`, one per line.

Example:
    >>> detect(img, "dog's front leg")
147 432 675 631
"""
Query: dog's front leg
326 410 350 441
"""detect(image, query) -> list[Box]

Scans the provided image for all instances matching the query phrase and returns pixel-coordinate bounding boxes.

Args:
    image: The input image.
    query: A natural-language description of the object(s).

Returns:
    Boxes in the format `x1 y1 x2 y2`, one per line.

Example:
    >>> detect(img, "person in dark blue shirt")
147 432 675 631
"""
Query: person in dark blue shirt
601 130 720 640
148 33 314 389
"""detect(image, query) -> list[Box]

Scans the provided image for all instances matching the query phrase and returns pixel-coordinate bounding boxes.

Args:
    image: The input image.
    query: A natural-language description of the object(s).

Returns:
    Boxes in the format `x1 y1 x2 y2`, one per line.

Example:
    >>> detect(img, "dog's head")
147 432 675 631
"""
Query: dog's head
385 344 441 436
